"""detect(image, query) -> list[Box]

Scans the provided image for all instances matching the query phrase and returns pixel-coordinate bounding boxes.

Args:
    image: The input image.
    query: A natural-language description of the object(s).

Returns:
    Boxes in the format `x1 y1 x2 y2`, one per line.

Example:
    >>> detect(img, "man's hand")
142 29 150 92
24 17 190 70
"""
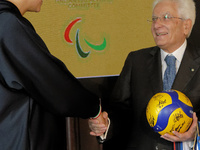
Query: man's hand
161 112 198 142
88 111 109 136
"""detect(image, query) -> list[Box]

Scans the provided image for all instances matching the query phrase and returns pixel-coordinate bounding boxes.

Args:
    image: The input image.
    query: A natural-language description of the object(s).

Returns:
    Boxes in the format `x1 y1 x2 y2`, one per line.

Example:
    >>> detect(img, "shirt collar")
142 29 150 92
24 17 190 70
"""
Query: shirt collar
161 40 187 63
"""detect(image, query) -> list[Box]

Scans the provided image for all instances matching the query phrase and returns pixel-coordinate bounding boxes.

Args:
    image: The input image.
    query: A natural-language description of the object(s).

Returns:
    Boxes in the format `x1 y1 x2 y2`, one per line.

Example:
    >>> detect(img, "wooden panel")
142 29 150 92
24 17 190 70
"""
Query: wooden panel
66 117 80 150
66 117 103 150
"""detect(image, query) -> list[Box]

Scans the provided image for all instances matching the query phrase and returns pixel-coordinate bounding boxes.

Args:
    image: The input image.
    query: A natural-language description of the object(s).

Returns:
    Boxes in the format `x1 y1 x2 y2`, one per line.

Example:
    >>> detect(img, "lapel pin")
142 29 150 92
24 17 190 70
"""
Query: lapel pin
191 68 195 72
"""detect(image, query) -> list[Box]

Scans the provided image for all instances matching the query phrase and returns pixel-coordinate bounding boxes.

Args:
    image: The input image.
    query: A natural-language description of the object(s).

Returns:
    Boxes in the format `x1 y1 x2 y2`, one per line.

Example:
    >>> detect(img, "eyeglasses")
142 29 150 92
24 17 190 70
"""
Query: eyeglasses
147 13 183 23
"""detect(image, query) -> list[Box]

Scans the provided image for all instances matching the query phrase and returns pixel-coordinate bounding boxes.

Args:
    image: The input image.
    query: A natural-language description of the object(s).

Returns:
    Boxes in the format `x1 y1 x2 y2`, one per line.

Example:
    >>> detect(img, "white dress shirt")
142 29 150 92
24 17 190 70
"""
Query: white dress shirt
161 40 186 79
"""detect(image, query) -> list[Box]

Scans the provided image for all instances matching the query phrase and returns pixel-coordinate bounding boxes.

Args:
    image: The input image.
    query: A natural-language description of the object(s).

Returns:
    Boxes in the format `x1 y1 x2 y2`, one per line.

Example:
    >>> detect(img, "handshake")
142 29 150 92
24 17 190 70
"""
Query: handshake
88 111 109 137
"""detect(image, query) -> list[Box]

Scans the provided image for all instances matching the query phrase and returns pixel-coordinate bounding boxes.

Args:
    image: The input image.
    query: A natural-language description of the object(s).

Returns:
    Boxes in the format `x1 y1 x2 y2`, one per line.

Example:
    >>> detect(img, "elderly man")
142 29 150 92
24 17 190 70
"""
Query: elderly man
89 0 200 149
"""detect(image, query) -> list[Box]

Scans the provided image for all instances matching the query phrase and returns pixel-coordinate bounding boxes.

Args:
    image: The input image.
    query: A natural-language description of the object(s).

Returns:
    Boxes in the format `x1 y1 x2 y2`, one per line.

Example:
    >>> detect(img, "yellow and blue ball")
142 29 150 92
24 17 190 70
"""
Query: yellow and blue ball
146 90 193 135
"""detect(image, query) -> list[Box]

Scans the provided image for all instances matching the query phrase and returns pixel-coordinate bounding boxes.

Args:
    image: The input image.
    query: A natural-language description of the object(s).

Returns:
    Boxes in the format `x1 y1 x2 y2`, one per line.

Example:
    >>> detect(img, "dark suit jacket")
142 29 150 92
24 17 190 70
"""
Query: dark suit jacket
0 1 100 150
105 42 200 150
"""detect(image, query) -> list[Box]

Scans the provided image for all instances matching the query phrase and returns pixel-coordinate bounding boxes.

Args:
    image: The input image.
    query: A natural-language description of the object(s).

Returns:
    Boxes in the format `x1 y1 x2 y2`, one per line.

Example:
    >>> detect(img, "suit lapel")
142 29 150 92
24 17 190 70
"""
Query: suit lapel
147 47 163 93
173 43 200 91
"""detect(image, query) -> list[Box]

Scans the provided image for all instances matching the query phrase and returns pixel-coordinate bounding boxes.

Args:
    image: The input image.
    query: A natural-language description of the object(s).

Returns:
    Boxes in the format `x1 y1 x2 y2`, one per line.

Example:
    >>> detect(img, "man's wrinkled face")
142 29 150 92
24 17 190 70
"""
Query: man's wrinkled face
151 1 187 52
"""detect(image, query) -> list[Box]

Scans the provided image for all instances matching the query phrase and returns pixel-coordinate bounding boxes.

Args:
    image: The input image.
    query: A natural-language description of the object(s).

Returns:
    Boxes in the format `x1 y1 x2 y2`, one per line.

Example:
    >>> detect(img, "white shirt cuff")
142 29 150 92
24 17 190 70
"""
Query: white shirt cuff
100 118 110 140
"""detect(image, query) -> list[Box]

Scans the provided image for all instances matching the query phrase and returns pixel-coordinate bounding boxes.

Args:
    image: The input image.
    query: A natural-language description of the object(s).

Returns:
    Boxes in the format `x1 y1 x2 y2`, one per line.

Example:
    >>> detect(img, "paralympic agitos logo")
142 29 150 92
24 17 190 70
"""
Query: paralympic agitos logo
64 17 107 58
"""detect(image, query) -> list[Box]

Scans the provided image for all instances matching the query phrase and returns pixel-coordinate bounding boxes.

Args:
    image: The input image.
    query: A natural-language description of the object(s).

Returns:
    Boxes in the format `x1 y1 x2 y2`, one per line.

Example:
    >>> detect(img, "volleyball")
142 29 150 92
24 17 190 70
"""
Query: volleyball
146 90 193 135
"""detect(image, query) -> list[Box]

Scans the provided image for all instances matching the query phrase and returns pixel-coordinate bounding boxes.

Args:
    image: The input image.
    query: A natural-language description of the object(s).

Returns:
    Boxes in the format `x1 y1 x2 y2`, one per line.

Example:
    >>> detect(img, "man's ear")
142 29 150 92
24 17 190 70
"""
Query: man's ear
183 19 192 37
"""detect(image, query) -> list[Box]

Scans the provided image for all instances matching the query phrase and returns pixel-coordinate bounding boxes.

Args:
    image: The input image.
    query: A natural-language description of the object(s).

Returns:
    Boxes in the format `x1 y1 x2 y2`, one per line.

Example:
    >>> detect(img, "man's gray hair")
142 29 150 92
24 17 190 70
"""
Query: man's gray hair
152 0 196 37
